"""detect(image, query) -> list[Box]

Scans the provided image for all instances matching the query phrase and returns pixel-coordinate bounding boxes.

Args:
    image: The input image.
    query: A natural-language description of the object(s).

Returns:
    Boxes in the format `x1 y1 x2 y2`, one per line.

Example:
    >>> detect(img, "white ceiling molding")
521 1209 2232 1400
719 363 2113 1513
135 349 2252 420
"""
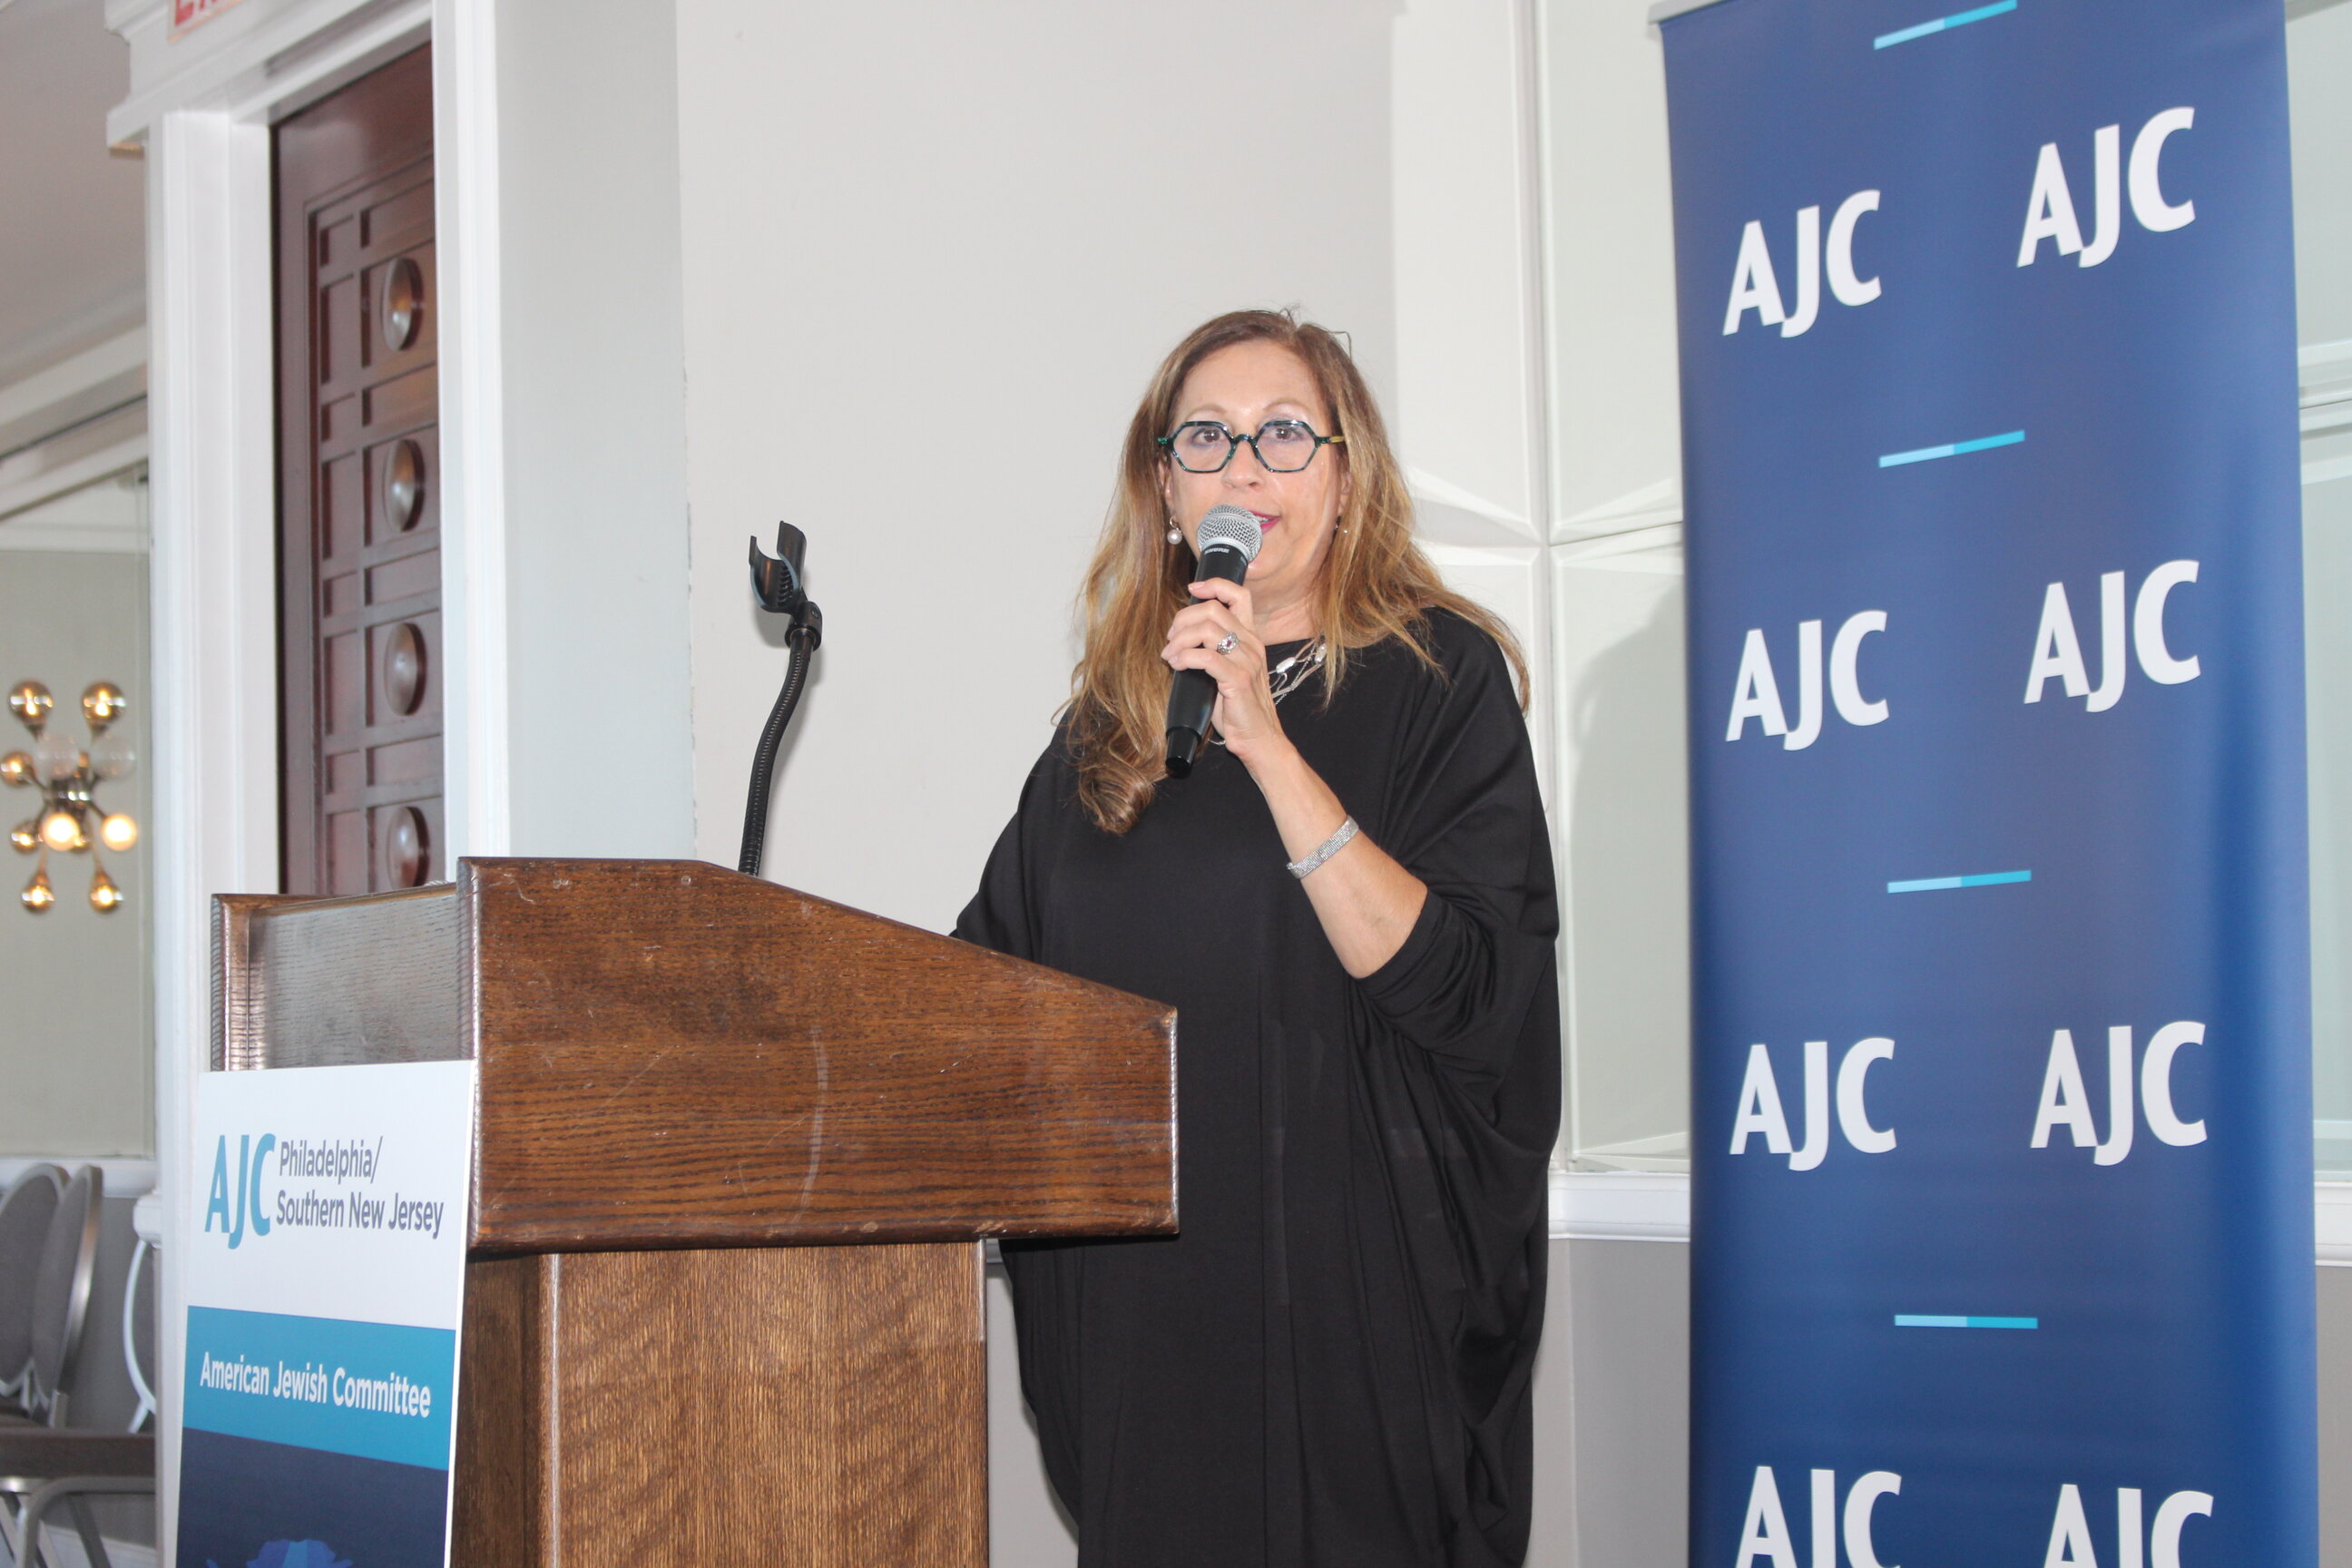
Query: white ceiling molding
0 326 145 457
104 0 426 144
0 508 149 554
0 436 148 534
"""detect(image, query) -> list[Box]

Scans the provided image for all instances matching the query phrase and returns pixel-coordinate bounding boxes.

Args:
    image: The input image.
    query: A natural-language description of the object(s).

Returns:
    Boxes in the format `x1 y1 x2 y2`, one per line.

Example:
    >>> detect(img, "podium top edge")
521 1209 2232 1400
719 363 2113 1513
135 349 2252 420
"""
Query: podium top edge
1648 0 1732 23
215 858 756 920
218 883 455 917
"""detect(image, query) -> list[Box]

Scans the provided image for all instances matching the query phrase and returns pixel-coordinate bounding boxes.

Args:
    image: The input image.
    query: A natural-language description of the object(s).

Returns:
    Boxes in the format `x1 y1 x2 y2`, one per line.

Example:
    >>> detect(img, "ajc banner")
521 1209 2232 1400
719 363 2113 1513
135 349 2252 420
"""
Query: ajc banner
1659 0 2315 1563
180 1062 474 1568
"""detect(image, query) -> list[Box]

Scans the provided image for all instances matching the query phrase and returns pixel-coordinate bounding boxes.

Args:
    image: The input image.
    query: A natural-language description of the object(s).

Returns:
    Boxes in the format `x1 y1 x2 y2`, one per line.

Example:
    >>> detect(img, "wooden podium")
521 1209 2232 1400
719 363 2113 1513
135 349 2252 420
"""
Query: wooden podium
211 858 1177 1566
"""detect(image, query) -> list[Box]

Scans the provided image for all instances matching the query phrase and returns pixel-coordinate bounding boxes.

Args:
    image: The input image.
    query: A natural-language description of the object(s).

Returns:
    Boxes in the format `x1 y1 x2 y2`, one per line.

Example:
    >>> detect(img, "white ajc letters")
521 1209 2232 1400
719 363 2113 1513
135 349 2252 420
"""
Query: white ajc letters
2043 1484 2213 1568
1730 1038 1896 1169
2019 108 2199 269
1728 612 1890 747
2032 1022 2209 1164
1737 1466 1903 1568
2024 563 2201 709
1725 191 1885 336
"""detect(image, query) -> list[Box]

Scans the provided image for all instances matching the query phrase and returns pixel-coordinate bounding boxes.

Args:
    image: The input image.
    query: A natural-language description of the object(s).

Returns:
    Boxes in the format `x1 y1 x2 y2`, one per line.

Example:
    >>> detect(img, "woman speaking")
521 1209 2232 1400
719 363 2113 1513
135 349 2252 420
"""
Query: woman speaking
956 310 1559 1567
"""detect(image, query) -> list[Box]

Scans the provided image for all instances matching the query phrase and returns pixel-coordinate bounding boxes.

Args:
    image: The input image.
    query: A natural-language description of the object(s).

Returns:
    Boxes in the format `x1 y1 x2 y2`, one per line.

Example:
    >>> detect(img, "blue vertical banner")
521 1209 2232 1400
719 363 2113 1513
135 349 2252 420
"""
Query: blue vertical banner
1659 0 2315 1563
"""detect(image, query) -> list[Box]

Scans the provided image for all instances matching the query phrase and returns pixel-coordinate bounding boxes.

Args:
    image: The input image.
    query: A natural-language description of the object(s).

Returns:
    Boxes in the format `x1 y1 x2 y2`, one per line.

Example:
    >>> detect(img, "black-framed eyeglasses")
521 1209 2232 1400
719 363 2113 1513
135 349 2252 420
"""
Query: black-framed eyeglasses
1155 419 1345 475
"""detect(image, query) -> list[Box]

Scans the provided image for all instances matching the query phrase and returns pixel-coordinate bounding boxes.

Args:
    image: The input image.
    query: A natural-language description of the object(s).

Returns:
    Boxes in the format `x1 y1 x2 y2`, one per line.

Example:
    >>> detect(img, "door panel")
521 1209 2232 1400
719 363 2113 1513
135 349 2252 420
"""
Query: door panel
276 46 441 896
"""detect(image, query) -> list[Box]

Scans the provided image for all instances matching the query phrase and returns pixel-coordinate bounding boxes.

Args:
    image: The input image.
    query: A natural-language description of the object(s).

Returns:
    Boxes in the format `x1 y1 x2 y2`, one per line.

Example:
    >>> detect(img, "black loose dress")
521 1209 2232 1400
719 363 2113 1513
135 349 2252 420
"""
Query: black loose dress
955 609 1560 1568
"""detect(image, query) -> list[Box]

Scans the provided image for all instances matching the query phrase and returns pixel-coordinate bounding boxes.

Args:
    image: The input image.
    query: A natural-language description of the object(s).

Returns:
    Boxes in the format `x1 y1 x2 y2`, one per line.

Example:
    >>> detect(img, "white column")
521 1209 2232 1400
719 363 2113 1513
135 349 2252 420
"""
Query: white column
434 0 513 861
143 105 279 1558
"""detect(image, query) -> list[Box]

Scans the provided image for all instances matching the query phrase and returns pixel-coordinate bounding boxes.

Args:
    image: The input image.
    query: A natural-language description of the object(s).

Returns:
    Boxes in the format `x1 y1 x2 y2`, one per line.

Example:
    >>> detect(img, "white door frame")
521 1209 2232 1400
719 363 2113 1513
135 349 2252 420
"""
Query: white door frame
104 0 509 1551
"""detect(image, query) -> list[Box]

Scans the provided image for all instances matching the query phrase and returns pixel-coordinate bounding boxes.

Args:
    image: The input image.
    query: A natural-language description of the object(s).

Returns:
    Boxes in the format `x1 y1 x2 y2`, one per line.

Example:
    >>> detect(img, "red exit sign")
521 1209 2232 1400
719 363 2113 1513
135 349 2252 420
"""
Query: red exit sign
171 0 245 37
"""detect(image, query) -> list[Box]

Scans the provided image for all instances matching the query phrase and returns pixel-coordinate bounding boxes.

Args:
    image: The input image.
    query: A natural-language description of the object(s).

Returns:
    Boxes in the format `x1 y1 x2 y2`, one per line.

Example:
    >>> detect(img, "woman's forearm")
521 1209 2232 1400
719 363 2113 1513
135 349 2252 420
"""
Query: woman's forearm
1244 740 1427 978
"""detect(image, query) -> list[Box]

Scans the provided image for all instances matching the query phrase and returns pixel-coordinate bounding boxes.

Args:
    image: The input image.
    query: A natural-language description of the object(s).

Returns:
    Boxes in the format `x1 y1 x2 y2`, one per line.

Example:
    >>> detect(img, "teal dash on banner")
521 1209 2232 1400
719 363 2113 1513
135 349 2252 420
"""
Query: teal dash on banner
1878 429 2026 466
1887 869 2032 893
1874 1 2018 49
1895 1315 2040 1329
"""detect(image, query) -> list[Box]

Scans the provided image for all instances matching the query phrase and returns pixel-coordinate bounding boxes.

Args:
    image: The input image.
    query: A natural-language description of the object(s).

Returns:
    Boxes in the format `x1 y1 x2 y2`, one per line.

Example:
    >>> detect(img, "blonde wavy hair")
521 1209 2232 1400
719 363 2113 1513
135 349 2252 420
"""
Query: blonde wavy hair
1063 309 1527 835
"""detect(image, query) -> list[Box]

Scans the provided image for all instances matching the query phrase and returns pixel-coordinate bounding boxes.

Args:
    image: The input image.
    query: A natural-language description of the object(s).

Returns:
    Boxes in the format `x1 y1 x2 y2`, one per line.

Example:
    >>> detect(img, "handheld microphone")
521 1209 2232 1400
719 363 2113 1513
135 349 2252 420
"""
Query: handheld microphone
1164 505 1264 778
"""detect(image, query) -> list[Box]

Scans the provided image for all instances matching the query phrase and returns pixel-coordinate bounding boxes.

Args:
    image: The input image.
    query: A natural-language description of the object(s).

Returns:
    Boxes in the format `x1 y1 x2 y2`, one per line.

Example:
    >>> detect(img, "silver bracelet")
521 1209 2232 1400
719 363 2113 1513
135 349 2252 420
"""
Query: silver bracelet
1288 816 1359 880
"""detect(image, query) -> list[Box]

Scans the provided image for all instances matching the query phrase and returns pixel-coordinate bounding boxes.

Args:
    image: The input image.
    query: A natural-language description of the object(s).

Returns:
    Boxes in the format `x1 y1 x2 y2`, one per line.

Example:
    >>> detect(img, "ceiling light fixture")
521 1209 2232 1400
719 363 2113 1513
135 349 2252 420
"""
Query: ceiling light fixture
5 681 138 914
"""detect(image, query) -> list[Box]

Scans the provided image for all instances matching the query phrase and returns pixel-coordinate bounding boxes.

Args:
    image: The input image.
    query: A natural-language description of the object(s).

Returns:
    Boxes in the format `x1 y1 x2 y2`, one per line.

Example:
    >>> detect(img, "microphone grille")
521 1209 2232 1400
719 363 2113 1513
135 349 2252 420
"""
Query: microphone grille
1194 505 1263 564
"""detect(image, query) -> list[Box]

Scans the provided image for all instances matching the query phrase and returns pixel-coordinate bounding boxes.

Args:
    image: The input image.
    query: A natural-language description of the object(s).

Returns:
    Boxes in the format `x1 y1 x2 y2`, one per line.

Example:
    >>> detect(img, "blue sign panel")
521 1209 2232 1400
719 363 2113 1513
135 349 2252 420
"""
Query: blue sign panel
183 1308 457 1473
1659 0 2314 1563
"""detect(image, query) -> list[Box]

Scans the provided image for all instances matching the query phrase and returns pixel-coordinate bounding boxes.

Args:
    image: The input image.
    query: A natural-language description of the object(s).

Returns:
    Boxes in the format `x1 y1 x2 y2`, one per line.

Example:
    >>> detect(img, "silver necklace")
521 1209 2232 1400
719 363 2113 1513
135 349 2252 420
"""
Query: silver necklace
1210 637 1327 749
1267 637 1328 704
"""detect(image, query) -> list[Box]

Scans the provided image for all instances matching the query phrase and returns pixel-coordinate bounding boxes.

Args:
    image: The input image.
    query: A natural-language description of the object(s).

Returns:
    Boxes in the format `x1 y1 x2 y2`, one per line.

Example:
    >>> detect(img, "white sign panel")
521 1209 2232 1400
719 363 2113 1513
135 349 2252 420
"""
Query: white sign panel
177 1061 475 1568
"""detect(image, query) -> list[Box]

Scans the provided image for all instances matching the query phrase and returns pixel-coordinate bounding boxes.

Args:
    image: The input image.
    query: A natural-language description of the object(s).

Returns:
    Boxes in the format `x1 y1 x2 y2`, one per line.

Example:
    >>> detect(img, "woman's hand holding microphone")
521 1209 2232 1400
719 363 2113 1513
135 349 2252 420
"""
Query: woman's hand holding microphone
1160 578 1289 769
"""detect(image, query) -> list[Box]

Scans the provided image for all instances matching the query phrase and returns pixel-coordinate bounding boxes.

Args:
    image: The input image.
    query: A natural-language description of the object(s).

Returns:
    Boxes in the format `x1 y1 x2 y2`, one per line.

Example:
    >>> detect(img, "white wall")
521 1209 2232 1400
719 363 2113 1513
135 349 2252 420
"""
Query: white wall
1537 0 1692 1170
672 0 1396 928
2292 0 2352 1164
0 516 152 1157
671 8 1396 1557
495 0 695 858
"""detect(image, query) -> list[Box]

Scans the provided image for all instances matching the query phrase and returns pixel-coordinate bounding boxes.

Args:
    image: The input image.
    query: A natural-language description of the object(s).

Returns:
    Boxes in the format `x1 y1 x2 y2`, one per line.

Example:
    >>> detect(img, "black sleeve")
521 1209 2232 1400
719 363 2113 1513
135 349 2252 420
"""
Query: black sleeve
951 744 1063 961
1356 616 1560 1095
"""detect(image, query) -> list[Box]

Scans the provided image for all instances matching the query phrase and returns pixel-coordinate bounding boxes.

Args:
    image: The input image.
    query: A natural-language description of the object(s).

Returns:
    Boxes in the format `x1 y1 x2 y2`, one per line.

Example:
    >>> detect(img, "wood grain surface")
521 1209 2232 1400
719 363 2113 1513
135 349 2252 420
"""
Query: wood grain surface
217 858 1178 1250
218 859 1148 1563
464 858 1176 1251
451 1245 985 1568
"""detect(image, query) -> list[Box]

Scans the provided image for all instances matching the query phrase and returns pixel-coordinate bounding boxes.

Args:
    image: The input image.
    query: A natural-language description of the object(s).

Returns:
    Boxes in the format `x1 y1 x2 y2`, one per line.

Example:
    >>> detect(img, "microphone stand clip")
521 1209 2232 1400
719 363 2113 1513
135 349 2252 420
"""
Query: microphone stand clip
739 524 825 877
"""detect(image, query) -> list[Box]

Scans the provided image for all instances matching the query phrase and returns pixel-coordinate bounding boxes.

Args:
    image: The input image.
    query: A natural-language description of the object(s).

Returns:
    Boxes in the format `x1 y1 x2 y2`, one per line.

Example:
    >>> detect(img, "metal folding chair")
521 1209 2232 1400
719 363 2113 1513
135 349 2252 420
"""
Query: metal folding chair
0 1167 65 1422
0 1166 153 1568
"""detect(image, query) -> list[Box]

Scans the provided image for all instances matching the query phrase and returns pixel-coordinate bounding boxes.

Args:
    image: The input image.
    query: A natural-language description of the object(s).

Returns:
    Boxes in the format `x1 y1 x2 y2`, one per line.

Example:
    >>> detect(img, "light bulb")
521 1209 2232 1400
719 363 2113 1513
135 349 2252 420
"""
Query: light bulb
89 731 134 780
8 819 35 854
32 728 80 784
21 867 54 912
99 813 138 852
82 683 127 729
88 865 122 912
39 810 83 853
0 751 31 788
6 681 52 730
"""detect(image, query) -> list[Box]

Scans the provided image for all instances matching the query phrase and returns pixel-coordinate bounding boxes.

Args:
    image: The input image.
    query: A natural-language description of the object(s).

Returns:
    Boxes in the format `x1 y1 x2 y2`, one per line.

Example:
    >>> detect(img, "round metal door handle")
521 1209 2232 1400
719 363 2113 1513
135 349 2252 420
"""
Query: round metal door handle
381 438 426 533
383 622 427 717
381 256 424 351
385 806 430 888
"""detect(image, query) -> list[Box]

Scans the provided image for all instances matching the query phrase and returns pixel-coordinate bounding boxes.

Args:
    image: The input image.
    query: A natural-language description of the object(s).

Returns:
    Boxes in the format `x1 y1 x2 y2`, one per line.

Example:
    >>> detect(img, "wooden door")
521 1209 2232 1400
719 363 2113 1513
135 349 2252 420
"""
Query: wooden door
275 46 443 897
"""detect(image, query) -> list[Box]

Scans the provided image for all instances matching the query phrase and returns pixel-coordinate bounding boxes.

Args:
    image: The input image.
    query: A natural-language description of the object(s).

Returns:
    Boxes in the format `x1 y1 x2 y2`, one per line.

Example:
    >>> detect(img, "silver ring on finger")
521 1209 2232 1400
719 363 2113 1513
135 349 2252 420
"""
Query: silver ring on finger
1215 632 1239 655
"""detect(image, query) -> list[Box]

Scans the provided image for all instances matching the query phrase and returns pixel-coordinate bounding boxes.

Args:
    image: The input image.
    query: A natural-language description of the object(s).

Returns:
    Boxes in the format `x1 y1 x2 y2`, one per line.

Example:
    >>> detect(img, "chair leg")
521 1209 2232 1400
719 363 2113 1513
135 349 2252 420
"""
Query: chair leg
68 1491 111 1568
15 1479 152 1568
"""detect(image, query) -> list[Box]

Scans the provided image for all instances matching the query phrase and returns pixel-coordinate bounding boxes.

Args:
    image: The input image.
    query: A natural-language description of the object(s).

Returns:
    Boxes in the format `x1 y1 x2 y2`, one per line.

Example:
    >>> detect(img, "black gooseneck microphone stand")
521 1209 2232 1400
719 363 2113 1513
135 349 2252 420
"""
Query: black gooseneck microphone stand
739 523 824 877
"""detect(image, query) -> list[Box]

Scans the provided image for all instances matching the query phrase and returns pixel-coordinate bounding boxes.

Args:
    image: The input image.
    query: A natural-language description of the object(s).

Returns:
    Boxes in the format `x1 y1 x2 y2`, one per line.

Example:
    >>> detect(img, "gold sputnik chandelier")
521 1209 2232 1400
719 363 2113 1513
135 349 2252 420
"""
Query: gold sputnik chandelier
4 681 138 914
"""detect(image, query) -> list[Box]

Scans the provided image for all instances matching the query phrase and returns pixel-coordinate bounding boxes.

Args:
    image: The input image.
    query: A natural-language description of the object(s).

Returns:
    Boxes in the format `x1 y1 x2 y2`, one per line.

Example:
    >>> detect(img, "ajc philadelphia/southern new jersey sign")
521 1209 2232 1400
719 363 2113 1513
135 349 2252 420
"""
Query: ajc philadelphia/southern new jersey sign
180 1061 475 1568
1658 0 2315 1563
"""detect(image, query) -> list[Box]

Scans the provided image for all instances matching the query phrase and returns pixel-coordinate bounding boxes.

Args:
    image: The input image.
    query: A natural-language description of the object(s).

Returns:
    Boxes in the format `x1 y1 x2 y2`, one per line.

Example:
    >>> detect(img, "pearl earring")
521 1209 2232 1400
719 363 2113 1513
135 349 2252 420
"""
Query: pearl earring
1166 524 1181 544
